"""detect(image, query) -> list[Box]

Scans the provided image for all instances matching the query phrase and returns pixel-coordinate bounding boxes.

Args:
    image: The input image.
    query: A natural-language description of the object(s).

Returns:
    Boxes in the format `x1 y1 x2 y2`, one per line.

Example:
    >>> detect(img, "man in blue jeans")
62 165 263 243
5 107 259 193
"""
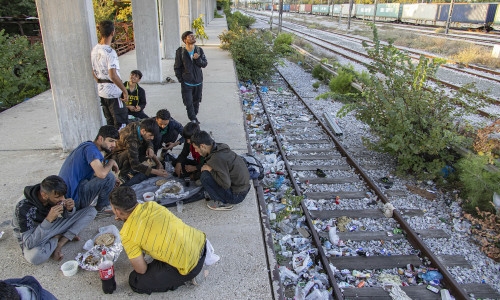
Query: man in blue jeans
1 276 57 299
190 131 250 211
58 125 120 214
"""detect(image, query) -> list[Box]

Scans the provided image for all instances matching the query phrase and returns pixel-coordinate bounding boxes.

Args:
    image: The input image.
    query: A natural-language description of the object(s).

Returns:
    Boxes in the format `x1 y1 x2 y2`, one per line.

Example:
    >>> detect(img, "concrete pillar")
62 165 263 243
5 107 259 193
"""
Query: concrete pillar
35 0 101 151
191 0 201 25
159 0 180 59
180 0 191 36
201 0 207 25
131 0 162 83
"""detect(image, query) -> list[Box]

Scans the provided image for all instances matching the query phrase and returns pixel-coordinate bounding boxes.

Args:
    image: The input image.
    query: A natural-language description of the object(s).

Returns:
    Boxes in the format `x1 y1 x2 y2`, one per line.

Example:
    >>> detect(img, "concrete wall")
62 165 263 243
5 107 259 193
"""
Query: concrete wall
35 0 101 151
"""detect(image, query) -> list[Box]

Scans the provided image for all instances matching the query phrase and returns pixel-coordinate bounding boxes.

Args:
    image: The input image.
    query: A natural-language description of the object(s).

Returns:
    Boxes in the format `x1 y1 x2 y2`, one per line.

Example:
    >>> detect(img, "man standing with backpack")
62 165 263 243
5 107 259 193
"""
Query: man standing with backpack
174 31 208 124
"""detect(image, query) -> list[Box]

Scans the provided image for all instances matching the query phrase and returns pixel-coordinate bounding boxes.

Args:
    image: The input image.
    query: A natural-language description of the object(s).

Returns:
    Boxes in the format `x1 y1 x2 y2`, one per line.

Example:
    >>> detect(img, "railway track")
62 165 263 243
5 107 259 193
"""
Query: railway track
243 66 500 299
248 12 500 119
252 11 500 86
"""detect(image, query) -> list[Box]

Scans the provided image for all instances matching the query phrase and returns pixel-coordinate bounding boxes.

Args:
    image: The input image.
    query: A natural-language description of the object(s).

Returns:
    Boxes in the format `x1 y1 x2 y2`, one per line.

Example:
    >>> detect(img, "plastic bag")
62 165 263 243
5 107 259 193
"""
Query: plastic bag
76 225 123 271
204 239 220 266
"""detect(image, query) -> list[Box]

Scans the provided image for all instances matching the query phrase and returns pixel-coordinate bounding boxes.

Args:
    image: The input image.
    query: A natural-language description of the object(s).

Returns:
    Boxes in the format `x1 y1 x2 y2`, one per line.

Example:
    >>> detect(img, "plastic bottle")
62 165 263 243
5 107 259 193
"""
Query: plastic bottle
98 250 116 294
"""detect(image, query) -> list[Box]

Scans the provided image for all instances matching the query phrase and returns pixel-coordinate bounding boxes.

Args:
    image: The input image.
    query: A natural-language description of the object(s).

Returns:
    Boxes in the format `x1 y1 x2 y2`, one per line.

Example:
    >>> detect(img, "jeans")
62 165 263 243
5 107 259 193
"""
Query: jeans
76 172 115 210
122 172 155 187
181 83 202 121
200 171 249 204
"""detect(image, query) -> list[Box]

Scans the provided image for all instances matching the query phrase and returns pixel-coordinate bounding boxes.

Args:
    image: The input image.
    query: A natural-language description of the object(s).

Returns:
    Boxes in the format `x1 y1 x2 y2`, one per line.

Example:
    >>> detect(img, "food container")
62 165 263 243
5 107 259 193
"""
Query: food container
61 260 79 276
143 192 155 202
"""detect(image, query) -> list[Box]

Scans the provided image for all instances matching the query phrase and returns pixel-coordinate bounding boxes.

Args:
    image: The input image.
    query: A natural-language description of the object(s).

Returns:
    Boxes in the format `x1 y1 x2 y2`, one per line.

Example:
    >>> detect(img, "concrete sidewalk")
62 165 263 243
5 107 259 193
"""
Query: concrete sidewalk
0 16 274 299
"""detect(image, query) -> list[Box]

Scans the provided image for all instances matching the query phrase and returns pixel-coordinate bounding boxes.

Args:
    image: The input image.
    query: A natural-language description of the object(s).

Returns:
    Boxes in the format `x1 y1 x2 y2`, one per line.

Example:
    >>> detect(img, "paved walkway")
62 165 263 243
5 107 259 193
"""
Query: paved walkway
0 16 275 299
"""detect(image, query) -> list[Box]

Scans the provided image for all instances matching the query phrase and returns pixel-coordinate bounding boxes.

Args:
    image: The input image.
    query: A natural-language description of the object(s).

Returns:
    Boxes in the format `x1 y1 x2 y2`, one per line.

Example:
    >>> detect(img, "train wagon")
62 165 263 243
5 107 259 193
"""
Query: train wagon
332 4 342 16
283 4 290 12
493 5 500 30
376 3 402 22
341 3 356 18
299 4 312 14
290 4 299 13
356 4 375 20
312 5 330 16
401 3 439 26
437 3 498 30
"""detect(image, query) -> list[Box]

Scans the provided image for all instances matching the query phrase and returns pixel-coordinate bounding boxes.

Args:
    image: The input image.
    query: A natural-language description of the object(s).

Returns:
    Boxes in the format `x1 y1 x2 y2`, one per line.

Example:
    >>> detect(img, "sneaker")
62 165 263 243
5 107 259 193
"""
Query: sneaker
206 200 233 211
204 191 211 201
96 205 113 215
191 267 209 286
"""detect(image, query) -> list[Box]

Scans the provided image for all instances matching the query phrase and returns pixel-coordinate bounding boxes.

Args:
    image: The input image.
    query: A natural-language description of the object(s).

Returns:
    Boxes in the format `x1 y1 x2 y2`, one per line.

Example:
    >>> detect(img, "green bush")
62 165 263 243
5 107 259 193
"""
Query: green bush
219 29 277 83
329 67 357 94
227 11 255 31
311 64 330 82
456 155 499 215
338 25 487 179
0 30 49 110
312 81 320 90
273 33 294 57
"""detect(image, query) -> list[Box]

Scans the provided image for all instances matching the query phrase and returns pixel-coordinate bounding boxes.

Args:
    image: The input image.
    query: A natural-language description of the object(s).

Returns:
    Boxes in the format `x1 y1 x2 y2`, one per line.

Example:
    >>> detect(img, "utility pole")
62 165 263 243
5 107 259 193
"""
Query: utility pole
373 0 378 24
445 0 455 34
270 0 274 30
347 0 353 30
278 0 283 33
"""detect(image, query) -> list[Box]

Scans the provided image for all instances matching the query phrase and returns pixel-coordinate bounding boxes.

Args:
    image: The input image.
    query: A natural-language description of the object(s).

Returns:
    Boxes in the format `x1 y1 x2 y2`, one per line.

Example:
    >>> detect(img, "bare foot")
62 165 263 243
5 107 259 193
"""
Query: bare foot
71 236 80 242
51 247 64 261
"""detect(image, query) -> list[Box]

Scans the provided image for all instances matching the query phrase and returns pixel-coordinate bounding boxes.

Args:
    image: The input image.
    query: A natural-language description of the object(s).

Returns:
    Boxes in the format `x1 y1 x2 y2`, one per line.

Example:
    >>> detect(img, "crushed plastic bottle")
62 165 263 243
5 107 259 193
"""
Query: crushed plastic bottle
274 175 285 189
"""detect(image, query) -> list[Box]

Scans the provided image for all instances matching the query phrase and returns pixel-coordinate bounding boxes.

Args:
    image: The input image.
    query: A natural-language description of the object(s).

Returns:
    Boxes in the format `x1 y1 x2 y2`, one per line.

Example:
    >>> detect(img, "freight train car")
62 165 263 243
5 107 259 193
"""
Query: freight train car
290 4 299 13
312 4 330 16
299 4 312 14
376 3 402 22
437 3 498 30
401 3 439 26
494 5 500 30
341 3 356 18
356 4 374 20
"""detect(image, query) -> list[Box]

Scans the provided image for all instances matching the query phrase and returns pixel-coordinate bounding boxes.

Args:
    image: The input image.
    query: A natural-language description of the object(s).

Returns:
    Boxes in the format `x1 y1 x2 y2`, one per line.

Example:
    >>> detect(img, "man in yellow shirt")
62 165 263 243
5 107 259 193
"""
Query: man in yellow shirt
109 186 207 294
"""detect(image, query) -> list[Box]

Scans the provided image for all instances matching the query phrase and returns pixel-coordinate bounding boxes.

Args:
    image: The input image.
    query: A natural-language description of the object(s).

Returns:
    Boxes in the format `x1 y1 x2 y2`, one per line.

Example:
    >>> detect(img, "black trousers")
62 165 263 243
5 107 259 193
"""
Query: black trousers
129 244 206 294
180 83 203 121
100 97 128 129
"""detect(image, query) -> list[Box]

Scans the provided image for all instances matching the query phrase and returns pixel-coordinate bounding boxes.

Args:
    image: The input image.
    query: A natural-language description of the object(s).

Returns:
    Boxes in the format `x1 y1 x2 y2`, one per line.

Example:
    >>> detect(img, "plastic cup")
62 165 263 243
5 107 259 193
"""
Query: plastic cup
143 192 155 202
176 200 184 213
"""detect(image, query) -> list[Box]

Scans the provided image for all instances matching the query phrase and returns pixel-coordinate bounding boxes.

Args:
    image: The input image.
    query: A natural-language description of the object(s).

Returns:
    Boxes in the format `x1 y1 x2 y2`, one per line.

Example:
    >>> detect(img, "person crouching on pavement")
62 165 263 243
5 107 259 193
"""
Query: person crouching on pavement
109 186 208 294
190 131 251 211
12 175 97 265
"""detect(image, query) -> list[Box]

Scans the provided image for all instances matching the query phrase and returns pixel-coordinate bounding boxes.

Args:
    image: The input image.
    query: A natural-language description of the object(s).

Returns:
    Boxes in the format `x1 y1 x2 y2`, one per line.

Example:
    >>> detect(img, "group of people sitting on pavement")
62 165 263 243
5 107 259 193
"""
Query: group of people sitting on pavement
9 20 251 297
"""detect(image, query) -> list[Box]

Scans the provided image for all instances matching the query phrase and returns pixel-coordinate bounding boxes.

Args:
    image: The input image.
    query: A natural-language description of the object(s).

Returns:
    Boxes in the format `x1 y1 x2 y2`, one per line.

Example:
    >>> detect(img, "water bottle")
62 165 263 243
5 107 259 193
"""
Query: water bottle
98 250 116 294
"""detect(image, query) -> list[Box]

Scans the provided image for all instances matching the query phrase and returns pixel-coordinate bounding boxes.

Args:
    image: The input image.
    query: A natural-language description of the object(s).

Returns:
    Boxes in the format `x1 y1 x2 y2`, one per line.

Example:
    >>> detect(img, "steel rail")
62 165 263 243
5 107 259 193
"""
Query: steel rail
242 100 283 300
276 69 470 300
256 87 344 300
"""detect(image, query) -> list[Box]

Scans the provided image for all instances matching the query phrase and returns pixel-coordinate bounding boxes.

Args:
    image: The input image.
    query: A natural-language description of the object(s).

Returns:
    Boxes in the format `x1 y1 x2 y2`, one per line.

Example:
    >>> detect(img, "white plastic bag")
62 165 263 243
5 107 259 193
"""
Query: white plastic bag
204 239 220 265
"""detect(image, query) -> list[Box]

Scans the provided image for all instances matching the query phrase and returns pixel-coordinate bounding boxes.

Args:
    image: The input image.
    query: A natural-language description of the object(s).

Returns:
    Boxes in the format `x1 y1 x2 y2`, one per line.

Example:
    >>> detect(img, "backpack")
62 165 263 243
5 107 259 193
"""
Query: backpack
240 153 265 180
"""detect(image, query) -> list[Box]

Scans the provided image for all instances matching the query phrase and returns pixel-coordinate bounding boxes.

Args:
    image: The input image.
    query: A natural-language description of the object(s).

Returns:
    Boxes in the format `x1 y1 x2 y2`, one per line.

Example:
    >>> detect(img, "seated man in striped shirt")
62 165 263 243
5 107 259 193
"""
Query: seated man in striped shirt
109 186 208 294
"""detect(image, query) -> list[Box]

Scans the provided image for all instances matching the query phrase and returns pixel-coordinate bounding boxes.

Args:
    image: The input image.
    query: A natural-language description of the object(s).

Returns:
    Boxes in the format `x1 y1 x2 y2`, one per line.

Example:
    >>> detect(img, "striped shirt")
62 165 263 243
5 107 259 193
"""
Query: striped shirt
120 201 206 275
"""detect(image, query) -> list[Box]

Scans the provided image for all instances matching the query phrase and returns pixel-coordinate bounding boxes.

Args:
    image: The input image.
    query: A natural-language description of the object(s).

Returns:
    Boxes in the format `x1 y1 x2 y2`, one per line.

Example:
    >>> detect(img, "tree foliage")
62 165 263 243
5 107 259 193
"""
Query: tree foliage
338 25 487 178
192 15 208 45
0 0 37 17
0 30 48 109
